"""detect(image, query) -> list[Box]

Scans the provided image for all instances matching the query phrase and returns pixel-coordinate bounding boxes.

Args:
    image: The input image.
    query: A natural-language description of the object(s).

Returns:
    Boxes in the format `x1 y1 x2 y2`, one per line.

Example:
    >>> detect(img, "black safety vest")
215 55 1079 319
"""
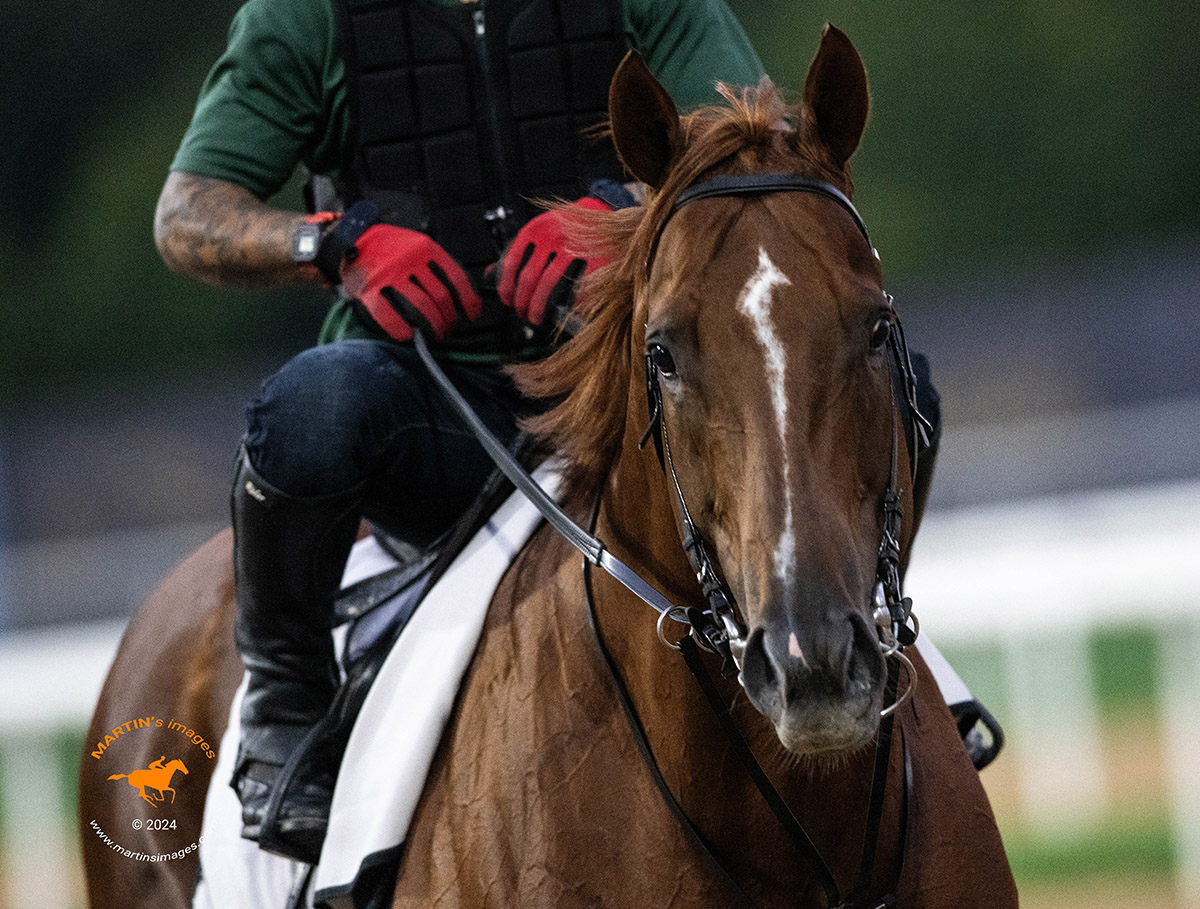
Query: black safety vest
333 0 630 276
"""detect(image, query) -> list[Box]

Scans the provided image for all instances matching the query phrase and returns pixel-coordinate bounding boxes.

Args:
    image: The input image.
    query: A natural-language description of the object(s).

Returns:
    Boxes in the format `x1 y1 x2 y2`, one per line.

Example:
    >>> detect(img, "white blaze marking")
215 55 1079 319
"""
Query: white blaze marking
736 247 794 582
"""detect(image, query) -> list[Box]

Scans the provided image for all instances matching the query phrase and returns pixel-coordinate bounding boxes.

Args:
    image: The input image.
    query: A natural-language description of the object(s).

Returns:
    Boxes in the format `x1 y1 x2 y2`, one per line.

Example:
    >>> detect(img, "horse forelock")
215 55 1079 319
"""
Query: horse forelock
509 81 852 503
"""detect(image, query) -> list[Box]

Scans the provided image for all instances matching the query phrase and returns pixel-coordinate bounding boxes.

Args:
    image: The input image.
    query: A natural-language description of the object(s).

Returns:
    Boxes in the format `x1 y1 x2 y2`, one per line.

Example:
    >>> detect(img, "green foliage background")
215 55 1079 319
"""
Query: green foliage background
734 2 1200 278
2 1 1197 402
0 0 325 402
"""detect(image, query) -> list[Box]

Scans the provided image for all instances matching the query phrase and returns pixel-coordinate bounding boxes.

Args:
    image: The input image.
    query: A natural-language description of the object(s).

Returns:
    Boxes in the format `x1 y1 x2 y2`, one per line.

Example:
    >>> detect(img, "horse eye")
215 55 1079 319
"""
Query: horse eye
870 317 892 350
648 343 677 377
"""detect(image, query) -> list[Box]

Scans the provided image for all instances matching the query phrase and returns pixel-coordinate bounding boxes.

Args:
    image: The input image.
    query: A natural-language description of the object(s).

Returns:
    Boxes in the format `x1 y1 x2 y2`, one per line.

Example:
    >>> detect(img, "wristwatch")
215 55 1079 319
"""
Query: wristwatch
293 202 379 284
292 211 340 267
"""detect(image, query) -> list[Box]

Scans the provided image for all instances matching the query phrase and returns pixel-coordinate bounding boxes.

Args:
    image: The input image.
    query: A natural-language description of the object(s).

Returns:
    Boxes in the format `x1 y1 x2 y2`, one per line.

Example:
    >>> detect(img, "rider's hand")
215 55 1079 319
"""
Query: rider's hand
495 196 613 327
339 224 482 341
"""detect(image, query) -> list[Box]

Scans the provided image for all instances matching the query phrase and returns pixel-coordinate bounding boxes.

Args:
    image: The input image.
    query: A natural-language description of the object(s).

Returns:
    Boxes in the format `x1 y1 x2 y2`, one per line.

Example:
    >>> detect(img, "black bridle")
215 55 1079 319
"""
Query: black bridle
411 169 934 909
641 172 930 677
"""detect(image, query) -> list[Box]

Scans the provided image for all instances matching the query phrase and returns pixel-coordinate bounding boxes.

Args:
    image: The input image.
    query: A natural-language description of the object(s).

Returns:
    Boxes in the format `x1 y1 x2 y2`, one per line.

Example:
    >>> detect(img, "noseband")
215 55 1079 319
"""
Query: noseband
640 172 930 706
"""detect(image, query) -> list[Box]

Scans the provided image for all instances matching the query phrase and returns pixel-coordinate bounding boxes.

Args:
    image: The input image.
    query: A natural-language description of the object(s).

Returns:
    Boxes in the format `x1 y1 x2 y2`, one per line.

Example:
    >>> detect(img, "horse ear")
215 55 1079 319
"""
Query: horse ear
609 51 681 189
801 24 870 167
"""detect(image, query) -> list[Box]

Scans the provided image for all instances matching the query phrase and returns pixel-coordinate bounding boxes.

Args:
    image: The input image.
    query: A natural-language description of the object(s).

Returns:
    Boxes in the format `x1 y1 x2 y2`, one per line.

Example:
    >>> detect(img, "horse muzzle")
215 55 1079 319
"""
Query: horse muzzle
740 606 887 755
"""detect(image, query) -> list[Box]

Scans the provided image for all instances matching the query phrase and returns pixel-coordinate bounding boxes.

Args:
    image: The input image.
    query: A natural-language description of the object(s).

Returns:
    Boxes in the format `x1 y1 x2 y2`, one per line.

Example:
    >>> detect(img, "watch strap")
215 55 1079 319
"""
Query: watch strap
314 200 379 284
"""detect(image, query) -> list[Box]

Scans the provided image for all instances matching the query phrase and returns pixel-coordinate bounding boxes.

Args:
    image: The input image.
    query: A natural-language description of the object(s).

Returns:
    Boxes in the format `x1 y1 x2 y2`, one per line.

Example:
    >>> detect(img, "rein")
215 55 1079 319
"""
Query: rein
412 330 733 655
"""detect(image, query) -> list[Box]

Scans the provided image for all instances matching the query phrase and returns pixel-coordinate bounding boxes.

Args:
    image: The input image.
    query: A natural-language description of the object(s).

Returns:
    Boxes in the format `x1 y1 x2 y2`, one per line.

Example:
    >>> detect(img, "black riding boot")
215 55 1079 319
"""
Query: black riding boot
229 447 363 864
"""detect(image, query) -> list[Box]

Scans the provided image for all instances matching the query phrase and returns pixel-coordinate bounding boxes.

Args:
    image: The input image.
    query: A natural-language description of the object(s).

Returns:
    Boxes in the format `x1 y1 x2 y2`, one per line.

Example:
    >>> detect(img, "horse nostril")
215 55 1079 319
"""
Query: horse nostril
846 647 873 697
741 626 776 699
847 614 886 697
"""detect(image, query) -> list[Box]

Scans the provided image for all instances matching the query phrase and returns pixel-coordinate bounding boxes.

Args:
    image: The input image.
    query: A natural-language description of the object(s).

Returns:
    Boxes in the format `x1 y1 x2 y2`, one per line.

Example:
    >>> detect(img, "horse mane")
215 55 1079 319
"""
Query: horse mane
509 79 853 501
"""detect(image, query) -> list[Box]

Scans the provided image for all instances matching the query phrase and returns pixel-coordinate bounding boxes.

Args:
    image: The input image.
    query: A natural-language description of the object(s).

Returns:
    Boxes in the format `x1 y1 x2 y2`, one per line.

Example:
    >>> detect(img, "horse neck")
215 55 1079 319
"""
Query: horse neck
590 411 900 899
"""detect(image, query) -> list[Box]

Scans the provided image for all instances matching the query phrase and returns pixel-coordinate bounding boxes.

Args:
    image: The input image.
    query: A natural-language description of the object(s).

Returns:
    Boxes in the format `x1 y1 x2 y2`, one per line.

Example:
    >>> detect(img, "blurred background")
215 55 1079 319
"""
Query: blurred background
1 1 1198 905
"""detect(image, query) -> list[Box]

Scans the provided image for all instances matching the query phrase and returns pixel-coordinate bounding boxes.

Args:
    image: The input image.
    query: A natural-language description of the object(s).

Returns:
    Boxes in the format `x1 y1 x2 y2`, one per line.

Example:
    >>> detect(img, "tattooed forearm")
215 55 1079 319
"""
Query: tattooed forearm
154 172 323 290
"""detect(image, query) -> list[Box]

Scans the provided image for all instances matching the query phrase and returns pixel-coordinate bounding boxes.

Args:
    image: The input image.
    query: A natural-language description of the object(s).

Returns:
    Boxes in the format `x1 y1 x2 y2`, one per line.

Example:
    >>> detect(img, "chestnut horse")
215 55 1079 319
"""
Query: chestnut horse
81 26 1016 908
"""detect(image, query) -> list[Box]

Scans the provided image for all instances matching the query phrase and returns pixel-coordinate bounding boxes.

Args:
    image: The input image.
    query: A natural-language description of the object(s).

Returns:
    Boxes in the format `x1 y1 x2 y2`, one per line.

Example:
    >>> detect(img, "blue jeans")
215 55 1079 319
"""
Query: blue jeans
242 339 527 549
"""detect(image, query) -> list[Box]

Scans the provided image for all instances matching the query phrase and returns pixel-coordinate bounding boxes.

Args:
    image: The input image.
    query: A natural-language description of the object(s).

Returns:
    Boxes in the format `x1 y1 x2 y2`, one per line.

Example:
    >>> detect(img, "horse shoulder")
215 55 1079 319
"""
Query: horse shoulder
80 529 241 909
898 649 1018 907
391 525 744 908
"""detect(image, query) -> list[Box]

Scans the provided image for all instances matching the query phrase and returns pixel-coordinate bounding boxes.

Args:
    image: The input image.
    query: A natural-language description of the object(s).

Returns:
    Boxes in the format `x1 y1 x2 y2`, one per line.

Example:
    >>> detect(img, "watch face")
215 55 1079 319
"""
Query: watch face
293 223 323 262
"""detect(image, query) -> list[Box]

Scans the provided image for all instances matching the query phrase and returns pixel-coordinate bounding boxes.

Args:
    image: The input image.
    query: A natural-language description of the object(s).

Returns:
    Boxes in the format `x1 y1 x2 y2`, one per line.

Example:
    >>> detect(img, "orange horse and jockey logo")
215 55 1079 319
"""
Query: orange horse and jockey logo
107 756 189 807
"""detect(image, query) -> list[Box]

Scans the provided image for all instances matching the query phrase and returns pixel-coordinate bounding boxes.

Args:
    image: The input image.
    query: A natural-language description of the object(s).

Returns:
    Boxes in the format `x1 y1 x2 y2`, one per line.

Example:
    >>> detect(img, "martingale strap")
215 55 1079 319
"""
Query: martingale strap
581 547 759 908
678 635 841 906
675 635 913 909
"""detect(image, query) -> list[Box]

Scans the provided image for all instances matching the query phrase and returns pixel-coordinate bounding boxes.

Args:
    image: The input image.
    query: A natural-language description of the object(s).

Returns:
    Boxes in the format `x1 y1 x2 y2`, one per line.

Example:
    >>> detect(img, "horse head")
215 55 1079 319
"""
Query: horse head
517 26 913 758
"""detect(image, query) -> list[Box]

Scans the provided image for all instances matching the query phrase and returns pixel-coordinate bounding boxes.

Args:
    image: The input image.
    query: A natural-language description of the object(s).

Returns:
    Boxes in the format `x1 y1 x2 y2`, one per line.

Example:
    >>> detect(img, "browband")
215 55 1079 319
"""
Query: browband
669 172 871 246
644 172 872 279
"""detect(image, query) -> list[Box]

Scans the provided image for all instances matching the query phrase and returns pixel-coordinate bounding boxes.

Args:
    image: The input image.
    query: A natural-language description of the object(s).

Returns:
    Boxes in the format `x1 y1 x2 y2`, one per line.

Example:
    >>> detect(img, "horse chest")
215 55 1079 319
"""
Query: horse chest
389 554 747 907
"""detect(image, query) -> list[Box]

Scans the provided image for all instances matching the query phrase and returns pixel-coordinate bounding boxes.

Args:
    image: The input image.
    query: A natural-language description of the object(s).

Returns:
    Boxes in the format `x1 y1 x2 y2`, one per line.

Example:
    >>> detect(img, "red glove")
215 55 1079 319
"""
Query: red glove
340 225 481 341
496 196 612 326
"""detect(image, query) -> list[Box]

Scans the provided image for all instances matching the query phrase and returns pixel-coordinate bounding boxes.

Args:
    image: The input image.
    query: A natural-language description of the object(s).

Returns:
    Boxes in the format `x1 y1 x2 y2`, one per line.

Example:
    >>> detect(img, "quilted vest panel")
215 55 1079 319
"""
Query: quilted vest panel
337 0 629 274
